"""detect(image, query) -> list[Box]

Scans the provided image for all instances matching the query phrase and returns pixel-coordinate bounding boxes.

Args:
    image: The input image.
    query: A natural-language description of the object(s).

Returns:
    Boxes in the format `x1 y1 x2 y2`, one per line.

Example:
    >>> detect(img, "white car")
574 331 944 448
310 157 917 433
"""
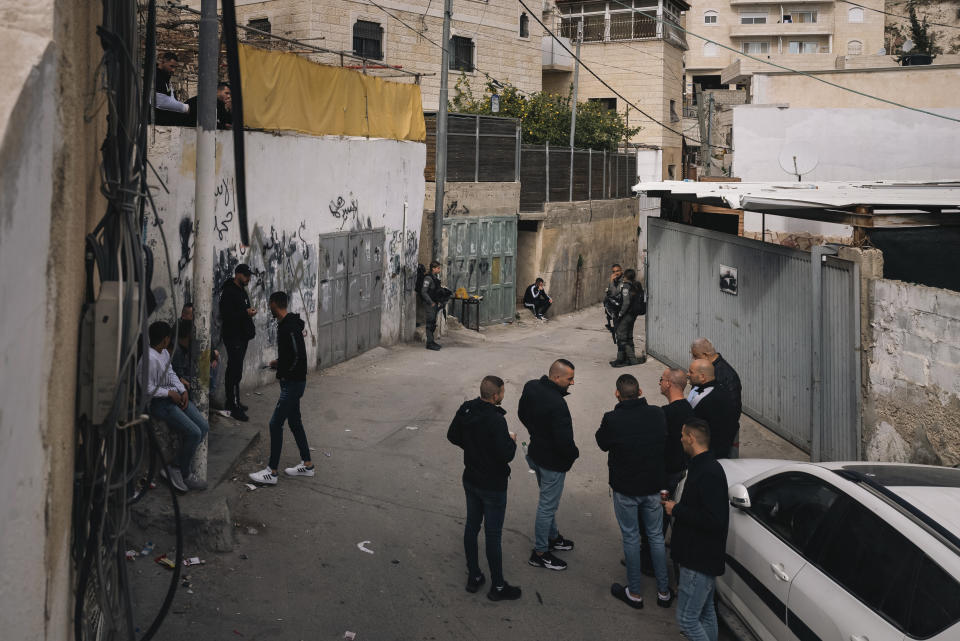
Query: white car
715 459 960 641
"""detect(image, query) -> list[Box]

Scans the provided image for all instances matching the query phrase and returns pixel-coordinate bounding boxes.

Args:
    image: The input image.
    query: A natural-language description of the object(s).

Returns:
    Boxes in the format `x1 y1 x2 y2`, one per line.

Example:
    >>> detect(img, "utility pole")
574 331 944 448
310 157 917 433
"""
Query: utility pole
568 19 582 202
705 92 714 177
190 0 217 480
433 0 453 260
694 84 707 177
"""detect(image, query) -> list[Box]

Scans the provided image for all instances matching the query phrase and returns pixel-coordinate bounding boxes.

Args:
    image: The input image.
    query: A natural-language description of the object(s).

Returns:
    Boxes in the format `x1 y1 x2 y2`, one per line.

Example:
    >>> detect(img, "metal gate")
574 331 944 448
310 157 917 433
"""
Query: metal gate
646 219 860 460
316 229 384 368
444 216 517 325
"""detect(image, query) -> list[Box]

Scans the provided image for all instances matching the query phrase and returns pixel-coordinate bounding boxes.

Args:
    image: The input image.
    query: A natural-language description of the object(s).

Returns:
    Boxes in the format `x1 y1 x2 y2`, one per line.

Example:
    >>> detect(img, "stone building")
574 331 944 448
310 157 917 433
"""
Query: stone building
225 0 543 109
541 0 690 178
682 0 886 91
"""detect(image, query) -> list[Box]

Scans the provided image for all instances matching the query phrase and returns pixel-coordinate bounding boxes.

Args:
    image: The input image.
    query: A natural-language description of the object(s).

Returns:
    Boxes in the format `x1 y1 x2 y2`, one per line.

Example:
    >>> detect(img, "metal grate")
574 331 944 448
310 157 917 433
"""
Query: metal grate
353 20 383 61
450 36 474 72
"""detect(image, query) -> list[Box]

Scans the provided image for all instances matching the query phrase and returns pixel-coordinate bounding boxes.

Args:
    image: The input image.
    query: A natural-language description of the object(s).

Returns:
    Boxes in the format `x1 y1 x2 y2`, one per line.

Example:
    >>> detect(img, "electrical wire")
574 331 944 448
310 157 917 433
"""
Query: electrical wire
837 0 960 31
599 0 960 124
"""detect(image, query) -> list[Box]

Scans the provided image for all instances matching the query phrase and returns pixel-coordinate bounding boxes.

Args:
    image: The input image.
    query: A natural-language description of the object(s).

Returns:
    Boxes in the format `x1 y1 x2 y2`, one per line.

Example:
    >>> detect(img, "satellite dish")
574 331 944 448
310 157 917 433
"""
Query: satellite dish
902 39 915 52
778 143 819 182
878 47 886 55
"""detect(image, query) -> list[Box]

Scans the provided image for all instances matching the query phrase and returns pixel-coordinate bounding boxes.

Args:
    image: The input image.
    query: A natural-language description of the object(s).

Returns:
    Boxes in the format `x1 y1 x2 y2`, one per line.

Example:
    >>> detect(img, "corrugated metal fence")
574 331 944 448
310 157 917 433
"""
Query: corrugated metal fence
645 219 860 460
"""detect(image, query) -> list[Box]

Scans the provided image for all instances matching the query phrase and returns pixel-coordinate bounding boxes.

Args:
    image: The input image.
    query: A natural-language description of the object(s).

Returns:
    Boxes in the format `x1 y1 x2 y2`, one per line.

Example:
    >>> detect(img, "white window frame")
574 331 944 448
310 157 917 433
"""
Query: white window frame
740 11 768 25
704 9 719 25
703 41 719 56
788 40 819 54
791 9 817 24
741 40 769 54
848 7 864 23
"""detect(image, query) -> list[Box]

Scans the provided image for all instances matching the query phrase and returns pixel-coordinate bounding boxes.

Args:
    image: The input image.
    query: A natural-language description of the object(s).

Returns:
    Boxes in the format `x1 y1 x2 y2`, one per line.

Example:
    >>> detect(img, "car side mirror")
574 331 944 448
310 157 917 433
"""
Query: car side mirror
729 484 751 509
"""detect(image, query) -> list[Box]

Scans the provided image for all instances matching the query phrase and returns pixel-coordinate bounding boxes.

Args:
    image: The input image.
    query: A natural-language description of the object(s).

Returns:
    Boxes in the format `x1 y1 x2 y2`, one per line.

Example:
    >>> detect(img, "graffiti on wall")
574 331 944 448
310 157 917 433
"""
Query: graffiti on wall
329 194 373 232
387 229 419 296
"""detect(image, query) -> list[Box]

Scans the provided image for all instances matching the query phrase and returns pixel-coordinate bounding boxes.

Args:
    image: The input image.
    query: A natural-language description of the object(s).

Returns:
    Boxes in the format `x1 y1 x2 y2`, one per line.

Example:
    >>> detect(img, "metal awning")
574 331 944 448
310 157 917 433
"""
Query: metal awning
632 180 960 227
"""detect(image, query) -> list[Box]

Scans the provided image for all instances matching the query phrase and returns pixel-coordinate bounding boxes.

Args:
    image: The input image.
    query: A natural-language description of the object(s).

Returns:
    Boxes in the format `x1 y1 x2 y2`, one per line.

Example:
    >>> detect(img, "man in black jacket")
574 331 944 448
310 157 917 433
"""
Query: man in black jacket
687 359 738 459
596 374 674 610
420 260 444 350
522 278 552 320
219 263 257 421
248 292 313 486
518 359 579 571
691 338 742 456
663 418 729 641
447 376 522 602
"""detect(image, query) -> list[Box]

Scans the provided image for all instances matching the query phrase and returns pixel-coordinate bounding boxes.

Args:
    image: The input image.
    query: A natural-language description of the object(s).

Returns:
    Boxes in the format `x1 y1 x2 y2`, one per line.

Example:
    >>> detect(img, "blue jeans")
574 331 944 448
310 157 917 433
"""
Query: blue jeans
150 398 209 474
463 481 507 587
526 454 564 553
613 492 670 595
676 566 718 641
269 380 311 470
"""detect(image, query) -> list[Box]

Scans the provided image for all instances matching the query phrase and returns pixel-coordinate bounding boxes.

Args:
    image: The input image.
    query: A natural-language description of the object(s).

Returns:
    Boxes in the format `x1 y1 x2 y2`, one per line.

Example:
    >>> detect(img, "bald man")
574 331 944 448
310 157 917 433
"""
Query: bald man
518 359 580 571
687 359 738 459
659 367 693 490
690 338 742 456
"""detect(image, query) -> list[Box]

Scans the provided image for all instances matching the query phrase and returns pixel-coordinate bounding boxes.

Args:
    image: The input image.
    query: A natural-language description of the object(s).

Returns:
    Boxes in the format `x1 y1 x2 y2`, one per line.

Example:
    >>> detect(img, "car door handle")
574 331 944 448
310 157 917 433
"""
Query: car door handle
850 636 869 641
770 563 790 582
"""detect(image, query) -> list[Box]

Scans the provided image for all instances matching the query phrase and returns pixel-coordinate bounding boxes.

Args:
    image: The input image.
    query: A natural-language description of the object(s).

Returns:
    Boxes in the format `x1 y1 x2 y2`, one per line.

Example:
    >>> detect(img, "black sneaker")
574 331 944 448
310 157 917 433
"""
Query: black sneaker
465 572 486 593
528 550 567 571
487 582 522 601
229 408 249 422
550 534 575 551
426 343 442 351
657 587 675 608
611 583 644 610
238 402 249 412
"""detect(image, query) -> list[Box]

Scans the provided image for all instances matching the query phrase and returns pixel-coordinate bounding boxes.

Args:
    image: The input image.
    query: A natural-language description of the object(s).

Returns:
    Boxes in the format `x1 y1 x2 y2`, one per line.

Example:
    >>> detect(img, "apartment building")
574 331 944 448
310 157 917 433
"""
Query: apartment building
682 0 886 91
229 0 543 110
541 0 690 178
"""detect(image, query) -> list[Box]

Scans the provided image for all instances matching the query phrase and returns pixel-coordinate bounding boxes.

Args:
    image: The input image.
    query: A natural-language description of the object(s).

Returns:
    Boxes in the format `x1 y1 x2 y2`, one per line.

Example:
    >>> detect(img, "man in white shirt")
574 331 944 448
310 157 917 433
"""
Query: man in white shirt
146 321 209 492
154 52 190 125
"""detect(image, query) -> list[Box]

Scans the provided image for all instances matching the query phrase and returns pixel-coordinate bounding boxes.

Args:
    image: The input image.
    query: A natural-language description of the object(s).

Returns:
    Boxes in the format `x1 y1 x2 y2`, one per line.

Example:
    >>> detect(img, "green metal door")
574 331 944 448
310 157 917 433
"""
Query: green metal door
444 216 516 325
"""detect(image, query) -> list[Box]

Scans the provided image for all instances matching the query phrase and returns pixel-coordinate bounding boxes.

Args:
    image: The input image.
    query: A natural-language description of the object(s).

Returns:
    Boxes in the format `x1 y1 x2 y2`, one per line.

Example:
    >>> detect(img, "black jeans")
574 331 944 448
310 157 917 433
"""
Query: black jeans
224 339 248 409
268 380 311 470
463 480 507 587
525 300 551 317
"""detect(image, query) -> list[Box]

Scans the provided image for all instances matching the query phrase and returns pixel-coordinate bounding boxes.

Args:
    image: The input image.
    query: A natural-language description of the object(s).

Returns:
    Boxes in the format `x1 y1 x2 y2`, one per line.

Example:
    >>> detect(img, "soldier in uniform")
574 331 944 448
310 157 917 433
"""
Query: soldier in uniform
610 269 647 368
420 260 444 351
603 264 624 340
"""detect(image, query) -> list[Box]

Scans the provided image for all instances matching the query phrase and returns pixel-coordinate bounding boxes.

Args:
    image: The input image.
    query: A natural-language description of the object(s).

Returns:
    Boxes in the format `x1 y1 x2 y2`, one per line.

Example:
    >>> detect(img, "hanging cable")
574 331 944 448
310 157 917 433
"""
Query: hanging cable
837 0 960 31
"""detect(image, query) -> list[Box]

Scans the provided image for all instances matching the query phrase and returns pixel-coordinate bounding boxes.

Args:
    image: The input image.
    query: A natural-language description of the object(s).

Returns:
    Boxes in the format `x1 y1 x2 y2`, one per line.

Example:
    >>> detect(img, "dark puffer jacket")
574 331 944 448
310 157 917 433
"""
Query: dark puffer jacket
518 376 580 472
595 397 666 497
219 278 256 343
447 398 516 492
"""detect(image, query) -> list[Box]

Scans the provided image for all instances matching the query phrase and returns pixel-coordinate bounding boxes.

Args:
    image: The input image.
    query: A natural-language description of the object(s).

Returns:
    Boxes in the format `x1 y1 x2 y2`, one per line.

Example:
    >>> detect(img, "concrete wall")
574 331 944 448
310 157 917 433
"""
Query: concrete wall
520 198 639 315
424 181 520 218
146 127 425 390
0 1 104 639
865 279 960 466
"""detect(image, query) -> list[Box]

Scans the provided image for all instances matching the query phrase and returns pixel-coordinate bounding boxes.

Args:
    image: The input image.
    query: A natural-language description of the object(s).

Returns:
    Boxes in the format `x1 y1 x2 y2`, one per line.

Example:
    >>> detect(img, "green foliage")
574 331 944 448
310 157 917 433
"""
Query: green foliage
449 75 641 151
906 4 941 55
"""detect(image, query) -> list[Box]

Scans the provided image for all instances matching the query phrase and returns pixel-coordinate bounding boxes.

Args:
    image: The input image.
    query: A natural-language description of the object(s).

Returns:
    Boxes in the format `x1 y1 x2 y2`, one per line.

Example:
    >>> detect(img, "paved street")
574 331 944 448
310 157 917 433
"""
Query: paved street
134 305 804 641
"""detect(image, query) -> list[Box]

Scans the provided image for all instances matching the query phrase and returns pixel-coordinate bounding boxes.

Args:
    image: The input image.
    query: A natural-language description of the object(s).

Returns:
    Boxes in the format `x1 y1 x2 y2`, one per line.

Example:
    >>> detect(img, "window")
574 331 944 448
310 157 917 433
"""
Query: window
247 17 271 41
740 11 767 24
449 35 474 72
848 7 864 23
741 41 769 54
589 97 617 112
703 41 719 57
560 1 672 42
353 20 383 60
749 473 840 552
520 12 529 38
670 99 679 122
813 499 960 637
788 40 819 54
793 10 817 23
847 39 863 55
667 164 677 180
704 10 718 24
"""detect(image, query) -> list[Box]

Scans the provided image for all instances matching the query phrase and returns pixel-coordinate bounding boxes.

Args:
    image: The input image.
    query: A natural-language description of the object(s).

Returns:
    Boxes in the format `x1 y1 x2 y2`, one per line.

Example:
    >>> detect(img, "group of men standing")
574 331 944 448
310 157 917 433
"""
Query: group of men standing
142 263 317 492
448 345 742 641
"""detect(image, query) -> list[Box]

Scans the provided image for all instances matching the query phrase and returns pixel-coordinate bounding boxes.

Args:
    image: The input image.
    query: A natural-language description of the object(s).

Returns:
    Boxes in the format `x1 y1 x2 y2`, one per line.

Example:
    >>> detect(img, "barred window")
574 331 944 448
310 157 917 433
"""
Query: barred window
520 12 529 38
353 20 384 61
247 18 271 42
450 36 474 72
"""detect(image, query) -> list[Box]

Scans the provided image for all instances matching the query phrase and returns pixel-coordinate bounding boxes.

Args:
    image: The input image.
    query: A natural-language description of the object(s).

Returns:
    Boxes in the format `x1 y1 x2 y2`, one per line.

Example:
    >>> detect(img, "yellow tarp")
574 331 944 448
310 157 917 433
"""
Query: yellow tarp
239 44 426 142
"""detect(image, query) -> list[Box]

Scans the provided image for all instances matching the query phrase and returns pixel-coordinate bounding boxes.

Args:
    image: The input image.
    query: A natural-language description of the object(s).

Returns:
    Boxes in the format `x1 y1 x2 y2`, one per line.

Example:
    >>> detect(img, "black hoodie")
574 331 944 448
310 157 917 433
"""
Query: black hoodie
447 398 517 492
275 313 307 382
219 278 256 343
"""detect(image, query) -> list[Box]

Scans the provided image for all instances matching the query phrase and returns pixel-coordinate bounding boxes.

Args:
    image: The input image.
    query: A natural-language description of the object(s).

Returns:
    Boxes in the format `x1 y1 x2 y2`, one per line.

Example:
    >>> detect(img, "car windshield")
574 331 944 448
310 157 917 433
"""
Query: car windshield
840 464 960 488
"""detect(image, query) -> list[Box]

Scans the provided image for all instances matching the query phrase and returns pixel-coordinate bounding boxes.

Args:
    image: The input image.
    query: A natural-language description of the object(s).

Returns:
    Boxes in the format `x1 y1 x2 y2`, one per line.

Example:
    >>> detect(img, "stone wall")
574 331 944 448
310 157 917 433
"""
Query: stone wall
865 279 960 465
146 127 426 391
520 198 639 315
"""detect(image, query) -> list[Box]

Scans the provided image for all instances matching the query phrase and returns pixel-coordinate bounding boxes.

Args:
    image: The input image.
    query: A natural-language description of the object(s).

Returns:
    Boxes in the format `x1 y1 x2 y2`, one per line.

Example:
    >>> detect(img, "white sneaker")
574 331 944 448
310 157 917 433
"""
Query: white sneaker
284 462 315 477
248 467 278 485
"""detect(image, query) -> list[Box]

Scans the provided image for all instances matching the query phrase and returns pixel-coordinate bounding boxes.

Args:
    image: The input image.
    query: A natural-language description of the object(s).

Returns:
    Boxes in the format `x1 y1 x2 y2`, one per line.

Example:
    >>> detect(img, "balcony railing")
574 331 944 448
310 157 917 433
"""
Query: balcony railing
728 22 834 37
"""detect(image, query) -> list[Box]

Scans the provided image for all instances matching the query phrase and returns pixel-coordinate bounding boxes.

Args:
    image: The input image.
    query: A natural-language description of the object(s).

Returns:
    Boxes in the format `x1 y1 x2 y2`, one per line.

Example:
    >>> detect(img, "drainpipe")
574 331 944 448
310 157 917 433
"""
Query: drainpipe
810 244 839 462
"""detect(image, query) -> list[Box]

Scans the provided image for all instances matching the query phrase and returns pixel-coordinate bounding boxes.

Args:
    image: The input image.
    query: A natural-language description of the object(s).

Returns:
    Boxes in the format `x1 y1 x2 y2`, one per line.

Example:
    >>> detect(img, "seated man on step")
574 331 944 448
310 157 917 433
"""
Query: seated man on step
523 278 553 320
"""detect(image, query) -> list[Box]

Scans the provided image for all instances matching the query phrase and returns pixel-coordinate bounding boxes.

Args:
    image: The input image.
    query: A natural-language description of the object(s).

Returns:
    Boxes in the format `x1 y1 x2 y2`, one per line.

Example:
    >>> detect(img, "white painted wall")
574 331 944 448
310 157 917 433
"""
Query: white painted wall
732 105 960 237
0 28 58 641
146 128 426 390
